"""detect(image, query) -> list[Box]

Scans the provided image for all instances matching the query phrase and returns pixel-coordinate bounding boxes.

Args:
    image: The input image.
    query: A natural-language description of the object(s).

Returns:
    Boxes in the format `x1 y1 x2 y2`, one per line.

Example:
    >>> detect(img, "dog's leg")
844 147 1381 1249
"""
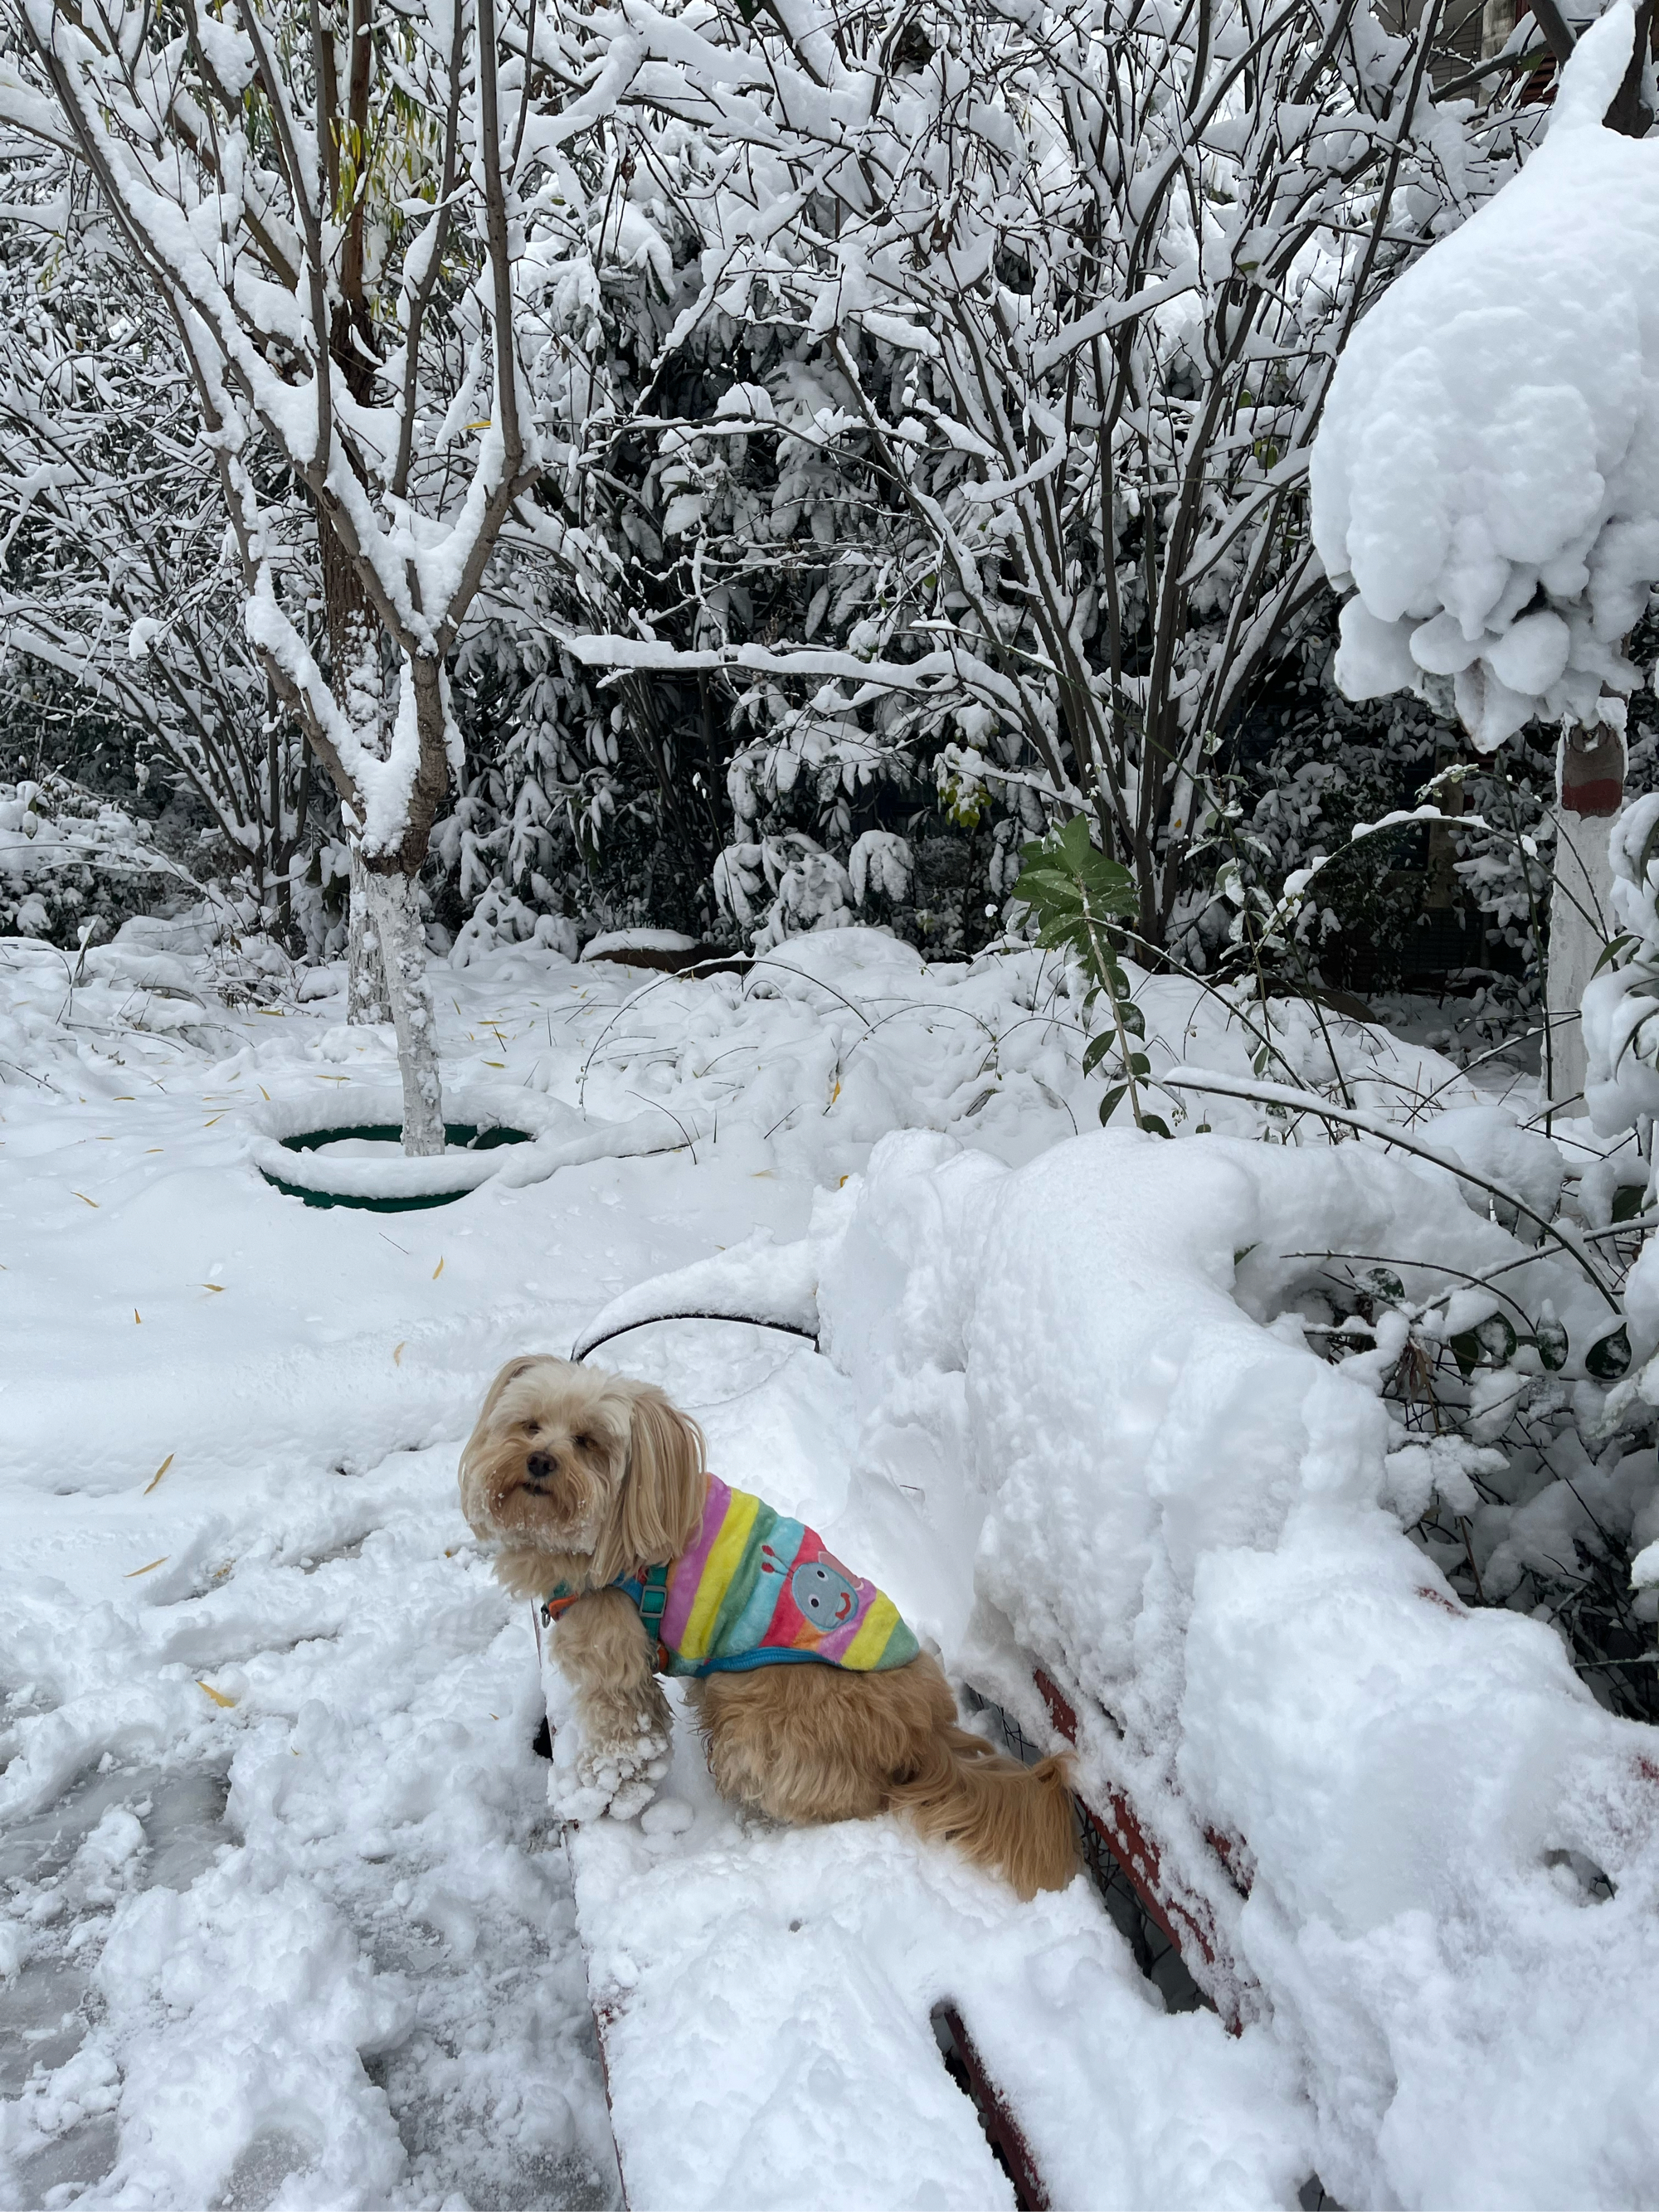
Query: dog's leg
547 1587 672 1819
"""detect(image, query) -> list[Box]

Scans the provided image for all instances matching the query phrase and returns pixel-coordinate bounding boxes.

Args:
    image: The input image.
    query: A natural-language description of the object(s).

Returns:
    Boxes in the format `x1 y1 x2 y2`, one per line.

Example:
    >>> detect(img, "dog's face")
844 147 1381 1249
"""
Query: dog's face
460 1355 706 1586
460 1356 630 1553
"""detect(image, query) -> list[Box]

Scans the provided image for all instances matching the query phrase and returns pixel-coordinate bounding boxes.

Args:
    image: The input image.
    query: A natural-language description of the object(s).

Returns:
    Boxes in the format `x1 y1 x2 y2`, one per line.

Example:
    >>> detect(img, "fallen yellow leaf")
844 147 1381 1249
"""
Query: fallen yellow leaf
134 1309 141 1324
432 1257 445 1279
72 1190 99 1207
482 1060 505 1067
259 1086 270 1101
197 1680 237 1709
144 1453 174 1495
124 1556 168 1578
201 1283 225 1294
393 1341 406 1365
204 1116 223 1127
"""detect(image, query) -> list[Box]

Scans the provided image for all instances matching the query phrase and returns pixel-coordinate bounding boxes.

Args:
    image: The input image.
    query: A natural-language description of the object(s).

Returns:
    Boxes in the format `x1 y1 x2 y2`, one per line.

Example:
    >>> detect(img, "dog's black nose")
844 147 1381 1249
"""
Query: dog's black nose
526 1452 552 1482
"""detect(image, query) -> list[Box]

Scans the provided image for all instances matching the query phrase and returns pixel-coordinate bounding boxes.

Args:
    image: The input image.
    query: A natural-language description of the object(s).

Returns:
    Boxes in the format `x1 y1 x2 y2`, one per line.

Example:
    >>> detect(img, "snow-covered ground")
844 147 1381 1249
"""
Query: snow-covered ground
4 918 1658 2210
0 921 1140 2211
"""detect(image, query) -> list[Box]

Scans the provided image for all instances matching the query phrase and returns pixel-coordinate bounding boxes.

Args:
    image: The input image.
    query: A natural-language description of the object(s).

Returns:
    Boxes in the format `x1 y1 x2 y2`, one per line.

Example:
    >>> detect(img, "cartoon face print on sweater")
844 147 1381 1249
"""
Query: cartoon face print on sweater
787 1550 861 1631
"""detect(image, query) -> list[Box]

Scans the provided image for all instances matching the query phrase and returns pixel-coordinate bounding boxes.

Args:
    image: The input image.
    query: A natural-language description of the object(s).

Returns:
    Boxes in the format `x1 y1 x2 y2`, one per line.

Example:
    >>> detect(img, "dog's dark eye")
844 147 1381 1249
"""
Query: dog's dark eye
573 1433 595 1453
518 1421 538 1437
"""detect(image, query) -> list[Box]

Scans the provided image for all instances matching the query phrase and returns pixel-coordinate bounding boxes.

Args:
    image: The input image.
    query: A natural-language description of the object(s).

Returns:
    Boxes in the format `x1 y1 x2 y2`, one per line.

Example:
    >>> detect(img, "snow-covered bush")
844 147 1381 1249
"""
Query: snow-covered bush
0 774 187 946
0 176 319 934
1584 790 1659 1130
1316 2 1659 748
544 0 1526 952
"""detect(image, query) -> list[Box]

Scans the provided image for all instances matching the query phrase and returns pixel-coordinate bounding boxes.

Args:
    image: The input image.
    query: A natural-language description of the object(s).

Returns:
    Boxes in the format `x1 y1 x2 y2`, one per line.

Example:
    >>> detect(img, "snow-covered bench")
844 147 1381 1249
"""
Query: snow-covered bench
550 1126 1659 2208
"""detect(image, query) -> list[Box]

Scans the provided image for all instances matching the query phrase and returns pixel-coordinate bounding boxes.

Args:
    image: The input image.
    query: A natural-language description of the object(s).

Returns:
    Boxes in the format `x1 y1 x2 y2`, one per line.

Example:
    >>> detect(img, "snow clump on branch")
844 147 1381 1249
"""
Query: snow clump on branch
1311 2 1659 747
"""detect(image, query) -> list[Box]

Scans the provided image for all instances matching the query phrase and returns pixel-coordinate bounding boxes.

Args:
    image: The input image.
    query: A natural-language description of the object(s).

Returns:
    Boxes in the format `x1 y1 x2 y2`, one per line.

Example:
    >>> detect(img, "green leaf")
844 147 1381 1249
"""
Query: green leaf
1098 1084 1128 1125
1140 1113 1173 1139
1366 1267 1405 1304
1449 1310 1518 1373
1586 1324 1632 1382
1476 1313 1517 1367
1082 1033 1117 1076
1593 932 1639 978
1533 1317 1569 1371
1128 1052 1151 1077
1611 1182 1647 1224
1120 1001 1146 1040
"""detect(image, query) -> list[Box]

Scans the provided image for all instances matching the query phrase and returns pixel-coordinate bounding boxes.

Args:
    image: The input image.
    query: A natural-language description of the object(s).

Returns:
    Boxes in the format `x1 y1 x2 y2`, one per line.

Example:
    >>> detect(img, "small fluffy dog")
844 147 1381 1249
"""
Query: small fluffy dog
460 1354 1078 1898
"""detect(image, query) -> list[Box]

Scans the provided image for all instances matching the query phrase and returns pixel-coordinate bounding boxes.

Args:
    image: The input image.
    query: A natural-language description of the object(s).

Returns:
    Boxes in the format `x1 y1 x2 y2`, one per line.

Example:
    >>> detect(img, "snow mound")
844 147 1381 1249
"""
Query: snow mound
1311 2 1659 743
580 928 701 963
806 1129 1659 2207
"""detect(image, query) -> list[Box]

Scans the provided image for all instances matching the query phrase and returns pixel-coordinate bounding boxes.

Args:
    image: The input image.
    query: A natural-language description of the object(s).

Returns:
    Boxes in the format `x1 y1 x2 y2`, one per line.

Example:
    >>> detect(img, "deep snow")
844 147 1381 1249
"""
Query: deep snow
3 918 1658 2210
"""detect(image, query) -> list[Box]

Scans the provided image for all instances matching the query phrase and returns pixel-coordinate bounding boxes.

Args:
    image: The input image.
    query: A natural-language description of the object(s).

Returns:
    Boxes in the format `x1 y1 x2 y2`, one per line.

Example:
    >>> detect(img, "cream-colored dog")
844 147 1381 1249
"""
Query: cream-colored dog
460 1353 1078 1898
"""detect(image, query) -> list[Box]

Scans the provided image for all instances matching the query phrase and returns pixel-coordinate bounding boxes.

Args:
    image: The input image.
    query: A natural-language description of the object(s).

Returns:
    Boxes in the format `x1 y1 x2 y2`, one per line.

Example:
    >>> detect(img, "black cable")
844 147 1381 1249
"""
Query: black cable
571 1310 821 1363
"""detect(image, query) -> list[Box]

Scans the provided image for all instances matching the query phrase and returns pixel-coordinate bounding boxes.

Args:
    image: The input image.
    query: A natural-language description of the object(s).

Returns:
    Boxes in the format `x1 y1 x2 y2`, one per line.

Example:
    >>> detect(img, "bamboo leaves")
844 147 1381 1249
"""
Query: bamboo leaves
1013 819 1172 1137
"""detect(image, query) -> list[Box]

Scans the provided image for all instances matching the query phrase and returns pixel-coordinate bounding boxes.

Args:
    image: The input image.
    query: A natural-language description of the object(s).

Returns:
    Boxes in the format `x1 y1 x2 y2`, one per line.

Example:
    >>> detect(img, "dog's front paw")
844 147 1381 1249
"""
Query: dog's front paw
574 1710 671 1820
547 1697 670 1824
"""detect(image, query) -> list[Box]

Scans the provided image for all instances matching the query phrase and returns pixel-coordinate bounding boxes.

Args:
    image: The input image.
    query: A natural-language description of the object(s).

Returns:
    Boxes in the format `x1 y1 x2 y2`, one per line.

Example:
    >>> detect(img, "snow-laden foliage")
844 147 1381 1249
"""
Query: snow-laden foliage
0 233 315 923
534 0 1523 947
1315 2 1659 747
0 771 190 944
0 0 1542 972
1585 791 1659 1130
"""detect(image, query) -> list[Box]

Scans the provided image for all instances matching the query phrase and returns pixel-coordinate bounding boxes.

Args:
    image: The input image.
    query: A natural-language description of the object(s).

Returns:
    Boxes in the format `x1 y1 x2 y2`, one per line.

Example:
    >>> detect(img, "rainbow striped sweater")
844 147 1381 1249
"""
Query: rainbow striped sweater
545 1475 919 1678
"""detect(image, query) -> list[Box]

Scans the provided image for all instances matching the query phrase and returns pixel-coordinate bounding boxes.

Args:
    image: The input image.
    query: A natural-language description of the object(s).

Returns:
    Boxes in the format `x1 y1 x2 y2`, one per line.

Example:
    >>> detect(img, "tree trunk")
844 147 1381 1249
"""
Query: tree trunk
318 498 450 1155
1547 722 1625 1112
355 860 445 1154
348 843 392 1023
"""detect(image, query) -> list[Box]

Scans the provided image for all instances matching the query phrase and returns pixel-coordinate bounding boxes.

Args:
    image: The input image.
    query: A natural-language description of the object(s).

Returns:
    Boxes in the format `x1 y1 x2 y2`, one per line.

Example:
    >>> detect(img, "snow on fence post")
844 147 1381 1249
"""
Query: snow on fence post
1 0 569 1153
1550 718 1627 1108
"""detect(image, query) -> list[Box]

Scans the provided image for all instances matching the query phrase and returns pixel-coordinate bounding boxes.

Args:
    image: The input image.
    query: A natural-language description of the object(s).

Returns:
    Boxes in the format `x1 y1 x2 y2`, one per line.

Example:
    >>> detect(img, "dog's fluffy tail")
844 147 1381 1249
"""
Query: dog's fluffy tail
888 1725 1078 1899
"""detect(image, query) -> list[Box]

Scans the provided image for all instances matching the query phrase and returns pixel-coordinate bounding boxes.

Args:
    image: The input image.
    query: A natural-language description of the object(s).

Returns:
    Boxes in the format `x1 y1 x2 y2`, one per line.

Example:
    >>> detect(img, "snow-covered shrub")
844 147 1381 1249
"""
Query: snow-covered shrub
1316 3 1659 748
0 775 187 946
715 834 858 951
1584 792 1659 1131
552 0 1526 952
0 215 316 931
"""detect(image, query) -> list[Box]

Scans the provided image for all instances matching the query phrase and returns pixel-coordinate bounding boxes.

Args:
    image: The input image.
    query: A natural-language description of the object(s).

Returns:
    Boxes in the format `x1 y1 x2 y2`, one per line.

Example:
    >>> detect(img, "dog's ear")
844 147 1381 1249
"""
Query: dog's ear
474 1354 554 1428
605 1384 706 1574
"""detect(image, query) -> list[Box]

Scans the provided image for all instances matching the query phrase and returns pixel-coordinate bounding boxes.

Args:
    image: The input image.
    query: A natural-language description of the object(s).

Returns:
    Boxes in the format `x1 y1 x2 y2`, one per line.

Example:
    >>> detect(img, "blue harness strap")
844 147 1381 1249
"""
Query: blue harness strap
541 1563 671 1672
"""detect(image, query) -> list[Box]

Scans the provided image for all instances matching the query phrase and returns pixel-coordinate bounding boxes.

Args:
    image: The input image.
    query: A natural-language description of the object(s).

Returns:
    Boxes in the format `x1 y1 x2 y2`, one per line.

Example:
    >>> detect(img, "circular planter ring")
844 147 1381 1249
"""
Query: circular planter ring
243 1079 688 1212
264 1121 535 1212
